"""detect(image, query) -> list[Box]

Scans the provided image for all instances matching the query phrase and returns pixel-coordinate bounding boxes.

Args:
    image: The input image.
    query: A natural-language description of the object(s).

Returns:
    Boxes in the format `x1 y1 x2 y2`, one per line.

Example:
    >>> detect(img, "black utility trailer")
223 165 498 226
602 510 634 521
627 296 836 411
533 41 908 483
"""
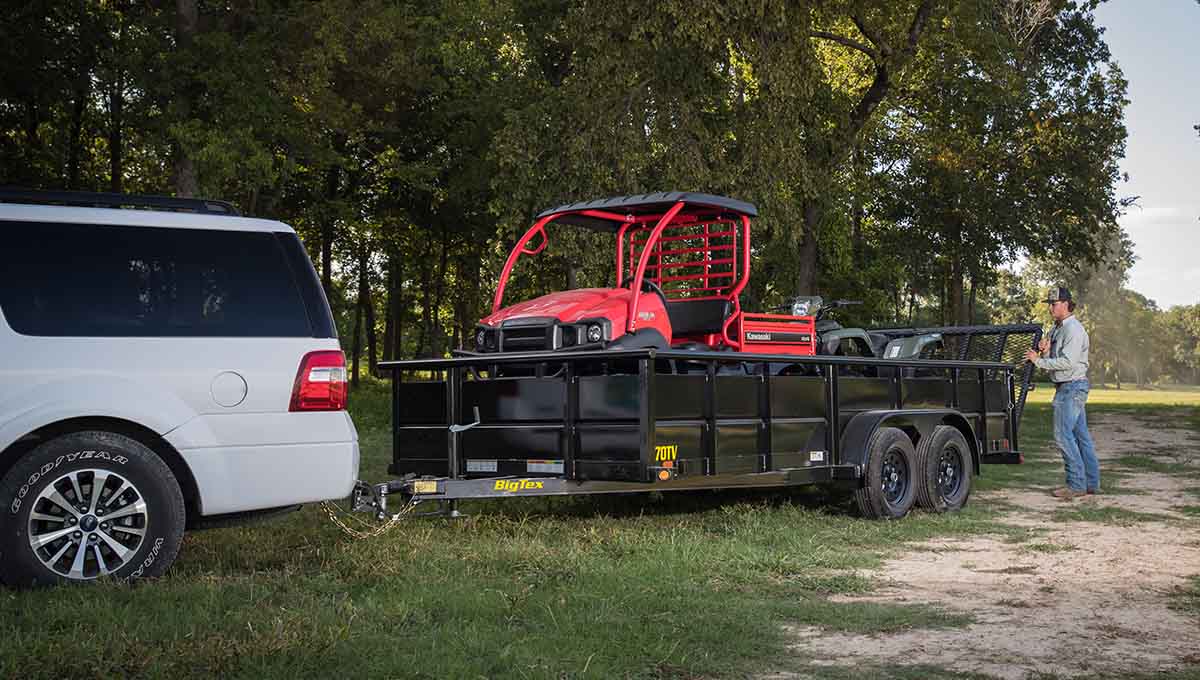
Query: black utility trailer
358 324 1040 520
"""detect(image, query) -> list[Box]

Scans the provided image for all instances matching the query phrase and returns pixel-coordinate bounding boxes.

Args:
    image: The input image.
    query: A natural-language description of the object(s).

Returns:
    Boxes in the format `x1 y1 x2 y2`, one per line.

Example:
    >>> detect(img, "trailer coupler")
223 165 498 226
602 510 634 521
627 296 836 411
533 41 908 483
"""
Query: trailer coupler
349 479 412 520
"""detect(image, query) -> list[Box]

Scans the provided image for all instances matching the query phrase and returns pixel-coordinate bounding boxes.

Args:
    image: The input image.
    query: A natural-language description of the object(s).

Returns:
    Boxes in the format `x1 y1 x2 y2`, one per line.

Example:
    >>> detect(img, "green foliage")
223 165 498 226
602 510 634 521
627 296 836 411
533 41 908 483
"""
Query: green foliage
4 0 1191 378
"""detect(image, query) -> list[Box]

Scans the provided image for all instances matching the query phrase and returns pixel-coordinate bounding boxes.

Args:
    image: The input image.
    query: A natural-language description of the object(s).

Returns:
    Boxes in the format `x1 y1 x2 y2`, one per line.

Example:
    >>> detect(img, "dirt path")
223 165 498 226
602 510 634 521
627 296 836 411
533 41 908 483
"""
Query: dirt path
781 412 1200 679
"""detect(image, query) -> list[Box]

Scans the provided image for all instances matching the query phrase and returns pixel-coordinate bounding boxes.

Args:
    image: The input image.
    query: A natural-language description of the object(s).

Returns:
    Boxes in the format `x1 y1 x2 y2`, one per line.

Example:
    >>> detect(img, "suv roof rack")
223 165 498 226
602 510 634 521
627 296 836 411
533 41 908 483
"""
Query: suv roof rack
0 188 241 216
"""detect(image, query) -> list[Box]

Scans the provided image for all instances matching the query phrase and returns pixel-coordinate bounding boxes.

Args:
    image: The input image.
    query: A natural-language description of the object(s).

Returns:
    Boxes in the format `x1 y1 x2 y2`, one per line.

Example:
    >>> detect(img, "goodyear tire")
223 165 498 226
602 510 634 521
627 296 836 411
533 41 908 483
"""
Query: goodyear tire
914 425 972 513
854 427 917 520
0 431 185 588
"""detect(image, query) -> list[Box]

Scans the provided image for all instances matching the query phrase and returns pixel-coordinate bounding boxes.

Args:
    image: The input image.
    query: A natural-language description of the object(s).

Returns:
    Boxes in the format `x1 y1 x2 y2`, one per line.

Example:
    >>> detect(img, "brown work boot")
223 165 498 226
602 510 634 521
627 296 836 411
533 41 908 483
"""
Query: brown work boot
1052 487 1085 500
1086 488 1100 495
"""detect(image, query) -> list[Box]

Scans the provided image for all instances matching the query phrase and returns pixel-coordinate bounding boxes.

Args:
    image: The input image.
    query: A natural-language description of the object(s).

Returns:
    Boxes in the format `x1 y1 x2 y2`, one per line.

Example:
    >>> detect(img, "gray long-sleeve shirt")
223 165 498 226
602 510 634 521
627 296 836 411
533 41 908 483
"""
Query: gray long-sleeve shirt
1035 315 1089 383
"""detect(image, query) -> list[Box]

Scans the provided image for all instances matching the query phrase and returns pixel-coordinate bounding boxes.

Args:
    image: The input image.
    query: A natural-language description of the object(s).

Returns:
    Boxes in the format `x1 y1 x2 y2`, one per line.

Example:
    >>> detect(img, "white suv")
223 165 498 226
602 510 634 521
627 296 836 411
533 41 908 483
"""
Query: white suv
0 190 359 586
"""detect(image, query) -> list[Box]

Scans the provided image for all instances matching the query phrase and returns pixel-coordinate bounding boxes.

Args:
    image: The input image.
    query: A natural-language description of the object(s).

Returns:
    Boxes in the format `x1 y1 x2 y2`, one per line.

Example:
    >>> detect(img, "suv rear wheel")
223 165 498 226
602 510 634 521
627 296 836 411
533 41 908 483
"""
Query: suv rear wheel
0 431 185 587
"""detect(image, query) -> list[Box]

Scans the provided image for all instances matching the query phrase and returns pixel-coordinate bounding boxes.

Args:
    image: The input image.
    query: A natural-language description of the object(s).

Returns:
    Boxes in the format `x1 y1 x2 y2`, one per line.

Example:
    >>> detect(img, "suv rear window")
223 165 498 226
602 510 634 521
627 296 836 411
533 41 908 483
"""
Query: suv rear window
1 221 314 337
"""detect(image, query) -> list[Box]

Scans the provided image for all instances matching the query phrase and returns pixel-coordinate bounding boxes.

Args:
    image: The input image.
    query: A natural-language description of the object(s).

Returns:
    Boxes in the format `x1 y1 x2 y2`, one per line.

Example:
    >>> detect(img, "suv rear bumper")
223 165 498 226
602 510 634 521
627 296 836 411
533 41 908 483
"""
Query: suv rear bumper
167 411 360 515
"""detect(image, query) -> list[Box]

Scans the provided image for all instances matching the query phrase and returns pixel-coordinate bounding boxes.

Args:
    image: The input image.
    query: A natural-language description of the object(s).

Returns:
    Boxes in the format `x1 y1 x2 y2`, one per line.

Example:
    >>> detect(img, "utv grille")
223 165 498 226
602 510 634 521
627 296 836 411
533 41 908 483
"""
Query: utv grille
501 325 553 352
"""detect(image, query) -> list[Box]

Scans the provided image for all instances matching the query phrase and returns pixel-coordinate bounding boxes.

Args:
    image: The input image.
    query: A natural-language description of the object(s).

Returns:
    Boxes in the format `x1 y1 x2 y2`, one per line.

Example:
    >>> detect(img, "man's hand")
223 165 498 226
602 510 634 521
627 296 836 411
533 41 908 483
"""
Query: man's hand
1024 349 1040 363
1038 337 1050 353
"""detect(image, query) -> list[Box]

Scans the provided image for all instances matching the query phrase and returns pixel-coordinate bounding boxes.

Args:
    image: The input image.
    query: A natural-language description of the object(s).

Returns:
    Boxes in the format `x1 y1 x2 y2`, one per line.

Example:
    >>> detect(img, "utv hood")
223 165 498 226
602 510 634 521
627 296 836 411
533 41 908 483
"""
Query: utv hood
480 288 633 328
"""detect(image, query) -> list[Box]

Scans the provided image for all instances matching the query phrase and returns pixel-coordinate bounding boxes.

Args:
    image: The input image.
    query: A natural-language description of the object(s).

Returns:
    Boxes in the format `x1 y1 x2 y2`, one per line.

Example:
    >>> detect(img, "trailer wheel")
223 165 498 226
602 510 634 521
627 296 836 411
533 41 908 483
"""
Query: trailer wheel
0 431 185 588
914 425 972 513
854 427 917 520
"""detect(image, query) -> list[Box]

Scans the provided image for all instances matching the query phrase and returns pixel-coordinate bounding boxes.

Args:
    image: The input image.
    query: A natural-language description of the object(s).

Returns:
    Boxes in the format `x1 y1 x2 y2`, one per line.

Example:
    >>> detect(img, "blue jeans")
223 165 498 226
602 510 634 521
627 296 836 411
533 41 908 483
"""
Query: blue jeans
1052 380 1099 492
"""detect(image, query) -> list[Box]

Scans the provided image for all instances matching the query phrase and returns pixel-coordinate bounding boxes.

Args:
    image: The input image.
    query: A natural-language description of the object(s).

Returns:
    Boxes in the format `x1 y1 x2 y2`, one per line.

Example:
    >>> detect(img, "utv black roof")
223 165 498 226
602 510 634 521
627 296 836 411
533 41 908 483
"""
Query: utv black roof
537 192 757 231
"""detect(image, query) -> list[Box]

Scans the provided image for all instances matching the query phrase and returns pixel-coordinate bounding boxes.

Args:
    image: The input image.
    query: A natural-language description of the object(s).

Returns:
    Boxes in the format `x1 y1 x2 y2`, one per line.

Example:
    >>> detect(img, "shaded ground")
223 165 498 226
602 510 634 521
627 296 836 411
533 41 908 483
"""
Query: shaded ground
779 411 1200 679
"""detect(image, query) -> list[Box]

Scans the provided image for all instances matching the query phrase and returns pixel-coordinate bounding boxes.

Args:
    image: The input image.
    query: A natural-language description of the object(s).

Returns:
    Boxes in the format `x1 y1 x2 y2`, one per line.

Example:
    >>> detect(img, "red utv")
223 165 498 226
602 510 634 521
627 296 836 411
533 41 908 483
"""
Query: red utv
473 192 816 356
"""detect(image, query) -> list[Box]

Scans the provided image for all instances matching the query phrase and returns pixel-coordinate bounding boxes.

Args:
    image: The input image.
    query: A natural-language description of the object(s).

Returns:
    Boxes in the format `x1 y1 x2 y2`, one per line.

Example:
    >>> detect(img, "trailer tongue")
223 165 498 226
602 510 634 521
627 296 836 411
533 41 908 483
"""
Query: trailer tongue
353 323 1039 521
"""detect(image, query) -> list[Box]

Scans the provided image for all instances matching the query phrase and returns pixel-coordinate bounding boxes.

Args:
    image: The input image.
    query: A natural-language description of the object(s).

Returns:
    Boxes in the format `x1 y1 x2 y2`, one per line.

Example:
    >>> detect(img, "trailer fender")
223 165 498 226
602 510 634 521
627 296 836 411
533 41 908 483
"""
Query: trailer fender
840 410 980 476
607 328 669 350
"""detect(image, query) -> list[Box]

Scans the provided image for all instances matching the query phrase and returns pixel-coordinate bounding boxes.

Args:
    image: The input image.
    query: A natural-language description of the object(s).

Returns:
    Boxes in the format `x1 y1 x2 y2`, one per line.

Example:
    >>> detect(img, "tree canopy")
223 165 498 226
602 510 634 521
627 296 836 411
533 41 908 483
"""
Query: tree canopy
4 0 1194 384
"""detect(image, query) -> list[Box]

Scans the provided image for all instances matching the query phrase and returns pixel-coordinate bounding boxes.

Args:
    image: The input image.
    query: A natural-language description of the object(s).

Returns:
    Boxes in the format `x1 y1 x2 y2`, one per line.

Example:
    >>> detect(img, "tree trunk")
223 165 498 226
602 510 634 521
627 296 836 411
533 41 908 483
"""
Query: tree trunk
360 253 374 378
459 254 482 351
382 254 397 363
22 100 40 184
174 159 198 197
967 273 977 325
350 303 362 387
350 251 365 386
108 73 123 193
796 202 821 295
396 256 405 360
67 80 88 189
851 146 865 267
173 0 199 197
430 226 450 357
949 256 965 327
320 166 339 298
939 276 946 326
417 253 431 357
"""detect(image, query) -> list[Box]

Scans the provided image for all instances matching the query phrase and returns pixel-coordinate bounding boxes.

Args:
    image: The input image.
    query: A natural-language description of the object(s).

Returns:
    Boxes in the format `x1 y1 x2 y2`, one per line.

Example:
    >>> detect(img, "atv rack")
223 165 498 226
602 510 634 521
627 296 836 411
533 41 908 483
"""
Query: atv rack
361 324 1040 517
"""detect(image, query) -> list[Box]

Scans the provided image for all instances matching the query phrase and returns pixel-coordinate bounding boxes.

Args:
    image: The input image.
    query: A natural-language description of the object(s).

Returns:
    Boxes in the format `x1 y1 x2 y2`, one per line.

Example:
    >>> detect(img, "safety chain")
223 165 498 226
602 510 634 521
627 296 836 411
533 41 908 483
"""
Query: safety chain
319 496 417 540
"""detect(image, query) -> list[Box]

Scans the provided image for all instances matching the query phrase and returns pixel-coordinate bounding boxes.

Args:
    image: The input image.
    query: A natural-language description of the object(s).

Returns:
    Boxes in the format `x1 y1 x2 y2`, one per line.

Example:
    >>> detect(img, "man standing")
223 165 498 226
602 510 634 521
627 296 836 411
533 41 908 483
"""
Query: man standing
1025 287 1098 500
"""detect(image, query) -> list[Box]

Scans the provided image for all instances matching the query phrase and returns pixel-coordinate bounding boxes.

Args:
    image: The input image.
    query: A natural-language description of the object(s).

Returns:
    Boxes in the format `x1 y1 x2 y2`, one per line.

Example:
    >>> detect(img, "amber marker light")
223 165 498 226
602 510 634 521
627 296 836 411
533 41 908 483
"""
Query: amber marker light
663 460 674 469
658 470 671 481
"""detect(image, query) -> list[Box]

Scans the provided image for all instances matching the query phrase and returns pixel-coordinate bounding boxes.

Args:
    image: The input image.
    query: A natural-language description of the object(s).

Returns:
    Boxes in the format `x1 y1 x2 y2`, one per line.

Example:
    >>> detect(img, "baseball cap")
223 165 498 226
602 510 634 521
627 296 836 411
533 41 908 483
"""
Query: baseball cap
1042 286 1072 303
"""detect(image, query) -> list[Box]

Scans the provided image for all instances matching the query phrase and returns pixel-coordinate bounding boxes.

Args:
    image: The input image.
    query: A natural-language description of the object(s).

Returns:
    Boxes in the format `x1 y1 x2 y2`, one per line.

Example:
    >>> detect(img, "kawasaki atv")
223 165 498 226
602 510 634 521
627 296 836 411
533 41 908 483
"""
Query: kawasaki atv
786 296 944 360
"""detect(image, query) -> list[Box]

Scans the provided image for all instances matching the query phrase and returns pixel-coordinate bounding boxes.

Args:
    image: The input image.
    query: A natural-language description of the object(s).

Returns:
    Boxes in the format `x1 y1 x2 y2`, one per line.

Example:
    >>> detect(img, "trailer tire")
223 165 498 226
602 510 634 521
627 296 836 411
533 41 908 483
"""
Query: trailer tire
914 425 972 513
0 431 185 588
854 427 917 520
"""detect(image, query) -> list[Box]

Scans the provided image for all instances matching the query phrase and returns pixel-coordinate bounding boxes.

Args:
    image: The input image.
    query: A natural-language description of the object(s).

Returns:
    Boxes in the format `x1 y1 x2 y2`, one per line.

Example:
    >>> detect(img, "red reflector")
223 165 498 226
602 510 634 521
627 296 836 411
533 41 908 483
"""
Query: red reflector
289 350 348 411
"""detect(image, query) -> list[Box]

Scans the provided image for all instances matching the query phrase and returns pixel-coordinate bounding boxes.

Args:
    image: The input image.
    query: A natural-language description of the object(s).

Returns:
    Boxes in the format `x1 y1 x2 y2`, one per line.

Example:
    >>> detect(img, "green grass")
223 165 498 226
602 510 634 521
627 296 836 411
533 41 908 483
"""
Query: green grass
1026 383 1200 407
1171 576 1200 617
0 493 992 679
1114 455 1186 475
2 377 1199 678
1019 542 1077 555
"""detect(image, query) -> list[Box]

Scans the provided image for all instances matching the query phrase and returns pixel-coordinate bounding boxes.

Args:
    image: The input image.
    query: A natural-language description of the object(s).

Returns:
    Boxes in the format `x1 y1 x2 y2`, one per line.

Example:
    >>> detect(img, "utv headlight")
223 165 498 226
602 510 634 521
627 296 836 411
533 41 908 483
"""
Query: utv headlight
476 330 487 349
587 323 603 343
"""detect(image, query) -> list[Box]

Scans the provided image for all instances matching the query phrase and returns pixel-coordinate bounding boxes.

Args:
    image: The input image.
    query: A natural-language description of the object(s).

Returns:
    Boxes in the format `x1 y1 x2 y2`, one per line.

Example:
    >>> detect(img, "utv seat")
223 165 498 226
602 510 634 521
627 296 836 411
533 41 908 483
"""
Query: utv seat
666 299 733 337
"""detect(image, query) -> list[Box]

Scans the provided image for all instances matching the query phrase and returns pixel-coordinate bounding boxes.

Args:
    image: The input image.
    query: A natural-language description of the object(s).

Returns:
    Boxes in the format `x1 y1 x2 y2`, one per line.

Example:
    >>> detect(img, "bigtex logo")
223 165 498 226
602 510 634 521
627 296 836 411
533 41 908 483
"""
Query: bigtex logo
654 444 678 462
494 479 545 492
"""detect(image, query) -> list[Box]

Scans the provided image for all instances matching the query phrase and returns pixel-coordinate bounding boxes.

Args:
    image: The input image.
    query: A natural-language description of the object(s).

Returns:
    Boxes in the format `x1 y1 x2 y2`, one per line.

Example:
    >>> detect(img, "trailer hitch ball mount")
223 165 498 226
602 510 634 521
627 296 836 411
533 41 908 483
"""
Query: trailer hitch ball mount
349 479 408 520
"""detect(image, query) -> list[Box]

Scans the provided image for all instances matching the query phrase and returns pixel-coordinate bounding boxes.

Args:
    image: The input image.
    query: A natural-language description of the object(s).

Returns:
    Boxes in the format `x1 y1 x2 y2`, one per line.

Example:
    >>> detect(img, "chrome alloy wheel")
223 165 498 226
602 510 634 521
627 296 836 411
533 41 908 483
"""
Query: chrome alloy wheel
26 469 148 580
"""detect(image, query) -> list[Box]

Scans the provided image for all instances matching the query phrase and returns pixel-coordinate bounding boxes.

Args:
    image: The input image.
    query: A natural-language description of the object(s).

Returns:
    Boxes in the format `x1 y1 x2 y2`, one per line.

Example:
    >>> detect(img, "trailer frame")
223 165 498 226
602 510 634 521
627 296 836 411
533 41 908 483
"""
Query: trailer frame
358 323 1040 518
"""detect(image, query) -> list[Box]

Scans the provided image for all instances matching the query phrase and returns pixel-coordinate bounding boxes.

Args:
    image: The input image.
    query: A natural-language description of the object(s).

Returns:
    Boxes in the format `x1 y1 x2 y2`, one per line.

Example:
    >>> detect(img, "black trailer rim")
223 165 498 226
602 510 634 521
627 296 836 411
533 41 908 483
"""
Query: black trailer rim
937 444 965 499
881 448 910 505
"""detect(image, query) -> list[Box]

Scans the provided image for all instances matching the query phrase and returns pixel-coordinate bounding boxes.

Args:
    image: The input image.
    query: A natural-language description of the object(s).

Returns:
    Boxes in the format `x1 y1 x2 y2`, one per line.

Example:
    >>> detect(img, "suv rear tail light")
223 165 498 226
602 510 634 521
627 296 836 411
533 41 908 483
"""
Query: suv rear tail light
290 350 348 411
